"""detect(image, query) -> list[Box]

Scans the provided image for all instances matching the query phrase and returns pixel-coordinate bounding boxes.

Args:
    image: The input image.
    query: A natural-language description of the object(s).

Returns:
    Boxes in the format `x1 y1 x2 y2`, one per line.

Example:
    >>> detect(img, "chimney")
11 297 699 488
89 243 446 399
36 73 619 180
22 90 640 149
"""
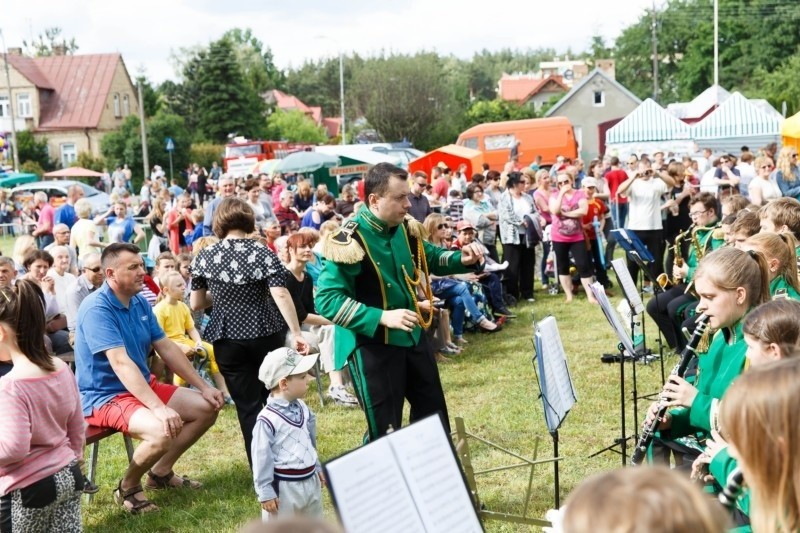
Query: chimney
7 47 22 56
52 44 66 56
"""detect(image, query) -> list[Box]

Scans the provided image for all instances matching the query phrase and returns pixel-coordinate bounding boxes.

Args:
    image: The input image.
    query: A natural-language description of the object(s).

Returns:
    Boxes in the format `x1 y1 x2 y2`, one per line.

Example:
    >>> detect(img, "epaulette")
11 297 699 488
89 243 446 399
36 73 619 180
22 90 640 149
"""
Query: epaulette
404 215 429 240
711 228 725 240
321 219 364 264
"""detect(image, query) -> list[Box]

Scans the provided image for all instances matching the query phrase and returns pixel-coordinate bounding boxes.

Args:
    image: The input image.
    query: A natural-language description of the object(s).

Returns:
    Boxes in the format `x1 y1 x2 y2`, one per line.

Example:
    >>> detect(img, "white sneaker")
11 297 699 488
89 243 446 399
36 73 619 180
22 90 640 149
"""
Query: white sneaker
484 261 509 272
328 386 359 407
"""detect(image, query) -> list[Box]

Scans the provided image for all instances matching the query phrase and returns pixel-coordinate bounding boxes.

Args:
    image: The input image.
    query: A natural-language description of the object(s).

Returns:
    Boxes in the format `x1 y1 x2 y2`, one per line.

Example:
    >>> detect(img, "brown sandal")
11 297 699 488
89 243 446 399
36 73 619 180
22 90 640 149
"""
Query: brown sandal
113 481 159 515
145 470 203 490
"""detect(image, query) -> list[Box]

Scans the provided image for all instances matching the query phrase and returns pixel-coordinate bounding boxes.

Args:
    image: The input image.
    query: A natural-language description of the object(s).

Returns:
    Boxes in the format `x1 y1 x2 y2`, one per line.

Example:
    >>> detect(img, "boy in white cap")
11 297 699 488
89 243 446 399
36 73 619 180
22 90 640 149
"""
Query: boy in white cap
252 347 325 520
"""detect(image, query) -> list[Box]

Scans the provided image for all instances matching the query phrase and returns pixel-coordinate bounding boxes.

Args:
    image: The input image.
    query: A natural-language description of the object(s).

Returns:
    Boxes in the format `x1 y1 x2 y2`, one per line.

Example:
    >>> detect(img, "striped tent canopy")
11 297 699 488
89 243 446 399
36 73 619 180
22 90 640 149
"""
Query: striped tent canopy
693 92 783 139
606 99 693 144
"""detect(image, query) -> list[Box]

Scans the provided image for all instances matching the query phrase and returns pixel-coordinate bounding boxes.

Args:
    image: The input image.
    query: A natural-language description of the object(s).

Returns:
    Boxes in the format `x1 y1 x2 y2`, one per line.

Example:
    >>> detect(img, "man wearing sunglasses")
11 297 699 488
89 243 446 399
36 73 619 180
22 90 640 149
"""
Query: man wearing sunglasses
65 252 105 343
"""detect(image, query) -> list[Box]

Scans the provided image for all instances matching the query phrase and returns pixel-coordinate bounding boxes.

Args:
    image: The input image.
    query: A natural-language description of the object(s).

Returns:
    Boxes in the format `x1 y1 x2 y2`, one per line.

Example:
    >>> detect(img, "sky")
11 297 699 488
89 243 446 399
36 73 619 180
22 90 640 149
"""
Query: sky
2 0 656 84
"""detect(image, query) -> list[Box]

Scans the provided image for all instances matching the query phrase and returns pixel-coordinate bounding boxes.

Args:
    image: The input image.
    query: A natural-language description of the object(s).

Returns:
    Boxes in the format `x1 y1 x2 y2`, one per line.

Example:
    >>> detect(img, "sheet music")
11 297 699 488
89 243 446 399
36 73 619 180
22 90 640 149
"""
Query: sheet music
610 258 644 314
534 316 577 432
325 438 426 533
590 282 637 357
389 416 483 533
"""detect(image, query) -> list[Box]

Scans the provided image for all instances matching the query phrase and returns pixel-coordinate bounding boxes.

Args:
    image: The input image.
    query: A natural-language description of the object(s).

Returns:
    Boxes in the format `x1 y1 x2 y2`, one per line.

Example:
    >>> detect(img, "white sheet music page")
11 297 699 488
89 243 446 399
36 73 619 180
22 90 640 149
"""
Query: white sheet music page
610 258 644 314
535 316 577 432
325 438 426 533
388 416 483 533
590 282 637 356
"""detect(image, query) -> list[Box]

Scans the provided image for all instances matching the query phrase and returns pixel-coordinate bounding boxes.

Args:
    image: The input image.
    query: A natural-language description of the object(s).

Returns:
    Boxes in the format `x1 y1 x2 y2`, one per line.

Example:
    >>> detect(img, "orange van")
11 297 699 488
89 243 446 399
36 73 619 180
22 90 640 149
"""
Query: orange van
456 117 578 170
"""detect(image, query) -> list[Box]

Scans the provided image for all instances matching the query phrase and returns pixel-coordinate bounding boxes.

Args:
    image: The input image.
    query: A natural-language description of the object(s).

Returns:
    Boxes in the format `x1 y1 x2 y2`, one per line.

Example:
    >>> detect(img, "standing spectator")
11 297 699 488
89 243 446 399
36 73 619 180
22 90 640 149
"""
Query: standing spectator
54 185 84 229
509 140 521 163
65 252 103 340
549 173 597 303
447 190 465 223
775 147 800 200
617 159 675 291
168 179 184 197
146 198 169 261
463 183 499 262
100 167 112 193
484 170 502 209
76 243 223 514
195 164 208 207
498 172 536 302
451 163 468 194
408 171 432 223
257 173 274 212
94 201 146 245
711 154 741 200
31 192 55 249
139 177 152 206
202 176 236 236
70 198 105 258
431 164 451 204
45 224 78 275
208 161 222 184
533 170 554 289
0 280 86 532
581 177 610 289
166 194 194 254
244 179 270 230
661 162 694 270
190 197 309 465
122 164 133 193
736 151 757 199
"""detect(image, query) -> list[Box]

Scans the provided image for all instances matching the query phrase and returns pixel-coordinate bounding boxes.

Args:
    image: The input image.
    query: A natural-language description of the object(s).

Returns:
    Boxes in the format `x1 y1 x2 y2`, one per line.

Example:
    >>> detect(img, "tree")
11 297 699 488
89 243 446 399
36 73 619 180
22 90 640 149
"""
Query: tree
196 37 266 142
350 53 457 150
757 54 800 116
222 28 286 93
265 110 328 144
22 27 78 57
464 99 537 128
101 111 192 190
16 131 54 170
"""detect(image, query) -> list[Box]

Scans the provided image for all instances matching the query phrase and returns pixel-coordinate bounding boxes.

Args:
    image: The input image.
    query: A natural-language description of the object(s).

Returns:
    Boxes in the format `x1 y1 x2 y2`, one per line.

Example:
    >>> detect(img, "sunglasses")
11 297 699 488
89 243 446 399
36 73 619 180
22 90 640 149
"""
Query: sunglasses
761 165 774 170
437 224 451 230
558 180 570 185
84 266 102 273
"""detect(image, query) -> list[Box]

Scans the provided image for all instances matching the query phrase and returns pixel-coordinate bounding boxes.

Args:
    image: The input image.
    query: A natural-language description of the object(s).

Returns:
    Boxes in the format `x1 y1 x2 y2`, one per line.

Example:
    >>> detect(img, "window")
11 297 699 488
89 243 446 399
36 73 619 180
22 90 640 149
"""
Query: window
60 143 77 168
460 137 479 150
593 91 605 107
484 134 516 151
122 94 130 116
16 93 32 117
113 93 120 117
0 95 8 117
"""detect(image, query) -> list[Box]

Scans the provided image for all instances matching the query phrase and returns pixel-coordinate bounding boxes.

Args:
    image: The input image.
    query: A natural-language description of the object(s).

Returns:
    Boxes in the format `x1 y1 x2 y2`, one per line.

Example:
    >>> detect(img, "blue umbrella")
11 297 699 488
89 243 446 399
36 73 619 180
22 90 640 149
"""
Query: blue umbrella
275 151 340 174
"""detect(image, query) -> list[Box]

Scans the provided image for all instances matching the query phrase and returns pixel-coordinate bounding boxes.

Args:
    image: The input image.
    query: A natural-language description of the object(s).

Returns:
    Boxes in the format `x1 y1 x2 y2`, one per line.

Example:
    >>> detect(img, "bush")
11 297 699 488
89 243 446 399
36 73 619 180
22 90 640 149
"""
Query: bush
73 152 106 173
190 143 225 172
20 160 45 177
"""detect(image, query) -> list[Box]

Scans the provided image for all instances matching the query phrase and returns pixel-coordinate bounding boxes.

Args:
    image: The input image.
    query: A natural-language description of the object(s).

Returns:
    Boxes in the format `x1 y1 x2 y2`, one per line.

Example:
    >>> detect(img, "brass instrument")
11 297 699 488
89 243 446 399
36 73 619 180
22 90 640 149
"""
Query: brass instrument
657 225 694 289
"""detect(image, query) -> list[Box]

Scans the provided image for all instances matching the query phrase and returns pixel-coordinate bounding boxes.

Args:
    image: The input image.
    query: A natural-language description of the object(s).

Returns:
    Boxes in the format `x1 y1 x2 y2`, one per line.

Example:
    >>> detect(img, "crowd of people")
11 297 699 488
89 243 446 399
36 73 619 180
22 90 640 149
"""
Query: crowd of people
2 141 800 531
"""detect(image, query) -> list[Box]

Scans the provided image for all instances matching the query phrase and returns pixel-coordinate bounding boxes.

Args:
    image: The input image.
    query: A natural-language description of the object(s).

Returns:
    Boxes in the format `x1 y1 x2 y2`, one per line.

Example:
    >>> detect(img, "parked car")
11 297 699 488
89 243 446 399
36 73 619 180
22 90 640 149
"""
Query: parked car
11 180 110 214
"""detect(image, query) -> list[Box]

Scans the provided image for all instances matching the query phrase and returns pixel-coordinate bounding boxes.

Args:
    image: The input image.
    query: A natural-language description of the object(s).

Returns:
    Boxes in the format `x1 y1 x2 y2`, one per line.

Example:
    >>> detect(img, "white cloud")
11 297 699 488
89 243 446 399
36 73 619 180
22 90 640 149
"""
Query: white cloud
2 0 654 83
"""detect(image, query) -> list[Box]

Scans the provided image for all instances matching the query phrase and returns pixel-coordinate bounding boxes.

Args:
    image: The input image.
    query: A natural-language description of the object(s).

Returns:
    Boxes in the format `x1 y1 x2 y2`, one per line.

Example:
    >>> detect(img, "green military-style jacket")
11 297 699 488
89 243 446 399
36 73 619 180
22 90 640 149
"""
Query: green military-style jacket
770 274 800 301
315 206 474 369
669 320 746 440
685 224 725 283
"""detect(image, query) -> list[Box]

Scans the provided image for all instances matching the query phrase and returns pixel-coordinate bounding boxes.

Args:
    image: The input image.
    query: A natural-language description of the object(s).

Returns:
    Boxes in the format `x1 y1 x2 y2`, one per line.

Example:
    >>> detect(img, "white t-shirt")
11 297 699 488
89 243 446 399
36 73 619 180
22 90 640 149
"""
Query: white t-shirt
748 178 782 203
48 268 76 316
627 178 668 230
512 195 532 233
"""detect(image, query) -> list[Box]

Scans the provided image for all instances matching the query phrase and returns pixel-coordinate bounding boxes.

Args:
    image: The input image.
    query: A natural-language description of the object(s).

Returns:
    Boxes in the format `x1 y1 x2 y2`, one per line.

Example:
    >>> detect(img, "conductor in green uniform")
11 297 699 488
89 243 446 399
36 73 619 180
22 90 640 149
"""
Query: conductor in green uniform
316 163 487 441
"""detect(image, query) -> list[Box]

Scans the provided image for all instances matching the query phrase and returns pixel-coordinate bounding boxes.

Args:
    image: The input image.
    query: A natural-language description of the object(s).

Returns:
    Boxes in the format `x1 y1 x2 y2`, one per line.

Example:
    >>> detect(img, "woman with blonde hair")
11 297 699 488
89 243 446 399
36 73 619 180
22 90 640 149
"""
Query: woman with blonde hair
775 146 800 200
741 232 800 299
294 180 314 213
11 235 36 275
720 357 800 533
70 198 106 258
747 155 781 206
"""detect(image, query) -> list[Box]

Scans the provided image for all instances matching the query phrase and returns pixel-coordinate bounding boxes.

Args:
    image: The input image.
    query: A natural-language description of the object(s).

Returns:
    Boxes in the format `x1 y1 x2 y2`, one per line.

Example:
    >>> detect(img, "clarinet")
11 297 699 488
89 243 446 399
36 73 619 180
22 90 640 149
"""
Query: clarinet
719 468 744 508
631 314 710 465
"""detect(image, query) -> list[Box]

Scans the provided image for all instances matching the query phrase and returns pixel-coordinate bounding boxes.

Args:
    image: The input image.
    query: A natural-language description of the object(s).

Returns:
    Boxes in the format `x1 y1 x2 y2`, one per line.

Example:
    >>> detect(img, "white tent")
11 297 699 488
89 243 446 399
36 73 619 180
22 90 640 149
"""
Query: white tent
692 92 783 153
666 85 731 121
605 98 695 158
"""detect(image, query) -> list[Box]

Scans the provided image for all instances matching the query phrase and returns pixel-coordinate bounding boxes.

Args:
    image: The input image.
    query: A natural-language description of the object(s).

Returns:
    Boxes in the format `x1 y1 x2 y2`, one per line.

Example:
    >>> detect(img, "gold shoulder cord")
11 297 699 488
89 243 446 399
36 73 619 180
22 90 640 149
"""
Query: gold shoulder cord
402 237 434 329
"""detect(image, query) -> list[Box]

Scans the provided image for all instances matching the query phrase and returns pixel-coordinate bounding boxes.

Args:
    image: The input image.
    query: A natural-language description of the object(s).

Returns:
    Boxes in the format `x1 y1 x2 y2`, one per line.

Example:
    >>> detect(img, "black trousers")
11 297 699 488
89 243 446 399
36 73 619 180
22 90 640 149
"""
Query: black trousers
348 336 449 442
646 284 696 350
626 229 665 284
502 241 535 299
214 331 286 466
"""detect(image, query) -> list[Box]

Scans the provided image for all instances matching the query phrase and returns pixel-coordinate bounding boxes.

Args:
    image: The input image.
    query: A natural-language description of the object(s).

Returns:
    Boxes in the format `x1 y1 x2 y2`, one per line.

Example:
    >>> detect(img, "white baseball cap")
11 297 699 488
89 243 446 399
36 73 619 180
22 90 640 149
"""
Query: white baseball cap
258 348 318 390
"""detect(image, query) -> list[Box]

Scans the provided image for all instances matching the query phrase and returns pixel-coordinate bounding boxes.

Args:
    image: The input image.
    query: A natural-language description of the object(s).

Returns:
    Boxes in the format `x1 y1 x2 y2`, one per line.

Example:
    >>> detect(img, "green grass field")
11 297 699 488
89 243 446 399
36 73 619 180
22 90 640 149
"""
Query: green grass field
77 277 670 533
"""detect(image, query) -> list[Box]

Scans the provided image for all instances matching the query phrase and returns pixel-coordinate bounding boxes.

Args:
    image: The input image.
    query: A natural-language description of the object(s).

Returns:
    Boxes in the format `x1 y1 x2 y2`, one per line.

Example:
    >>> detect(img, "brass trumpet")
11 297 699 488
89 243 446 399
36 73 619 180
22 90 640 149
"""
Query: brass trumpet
657 225 694 289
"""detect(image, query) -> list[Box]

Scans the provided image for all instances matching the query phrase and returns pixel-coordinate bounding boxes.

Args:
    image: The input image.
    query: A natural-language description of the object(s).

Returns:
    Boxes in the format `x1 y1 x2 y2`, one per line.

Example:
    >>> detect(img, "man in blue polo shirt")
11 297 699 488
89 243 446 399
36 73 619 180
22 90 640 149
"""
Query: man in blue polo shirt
75 243 223 514
54 184 84 229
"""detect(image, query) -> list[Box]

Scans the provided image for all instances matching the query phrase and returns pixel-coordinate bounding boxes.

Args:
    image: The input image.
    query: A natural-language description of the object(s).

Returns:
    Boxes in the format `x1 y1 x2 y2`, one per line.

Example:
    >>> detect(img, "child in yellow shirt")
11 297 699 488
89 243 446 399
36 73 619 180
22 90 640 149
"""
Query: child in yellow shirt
154 271 231 401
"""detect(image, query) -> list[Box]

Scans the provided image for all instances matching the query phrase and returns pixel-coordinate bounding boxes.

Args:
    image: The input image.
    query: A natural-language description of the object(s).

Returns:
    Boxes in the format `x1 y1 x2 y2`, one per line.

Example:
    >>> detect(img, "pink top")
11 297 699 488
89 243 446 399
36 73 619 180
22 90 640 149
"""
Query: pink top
0 365 85 494
551 190 587 244
533 188 552 224
36 203 55 235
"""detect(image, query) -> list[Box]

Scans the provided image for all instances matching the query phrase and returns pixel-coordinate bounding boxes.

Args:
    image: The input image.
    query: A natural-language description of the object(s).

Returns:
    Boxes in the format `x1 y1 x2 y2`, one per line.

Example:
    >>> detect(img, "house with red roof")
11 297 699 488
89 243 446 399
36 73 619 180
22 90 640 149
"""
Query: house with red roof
263 89 341 138
497 74 569 111
0 48 138 168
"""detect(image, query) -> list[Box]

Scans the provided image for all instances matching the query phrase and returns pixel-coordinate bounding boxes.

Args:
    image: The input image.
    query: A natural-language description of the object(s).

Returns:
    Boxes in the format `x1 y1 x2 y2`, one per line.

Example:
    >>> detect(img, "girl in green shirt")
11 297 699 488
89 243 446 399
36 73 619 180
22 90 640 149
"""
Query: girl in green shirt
741 232 800 301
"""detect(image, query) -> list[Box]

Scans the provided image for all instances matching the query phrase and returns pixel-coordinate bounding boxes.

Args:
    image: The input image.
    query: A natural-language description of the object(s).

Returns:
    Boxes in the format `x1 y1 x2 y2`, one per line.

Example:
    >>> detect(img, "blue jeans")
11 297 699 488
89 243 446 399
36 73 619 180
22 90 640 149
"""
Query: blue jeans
436 281 486 336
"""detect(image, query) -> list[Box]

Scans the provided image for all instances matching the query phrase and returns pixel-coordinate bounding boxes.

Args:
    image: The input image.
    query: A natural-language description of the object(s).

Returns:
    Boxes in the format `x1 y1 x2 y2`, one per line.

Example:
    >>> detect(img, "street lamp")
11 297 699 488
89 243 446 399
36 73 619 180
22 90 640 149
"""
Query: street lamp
316 35 346 145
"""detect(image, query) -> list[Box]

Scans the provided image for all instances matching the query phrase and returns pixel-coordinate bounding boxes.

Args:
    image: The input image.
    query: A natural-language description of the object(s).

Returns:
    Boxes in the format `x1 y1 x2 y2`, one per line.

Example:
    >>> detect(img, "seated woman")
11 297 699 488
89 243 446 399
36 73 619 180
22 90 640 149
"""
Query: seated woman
740 232 800 300
423 214 500 344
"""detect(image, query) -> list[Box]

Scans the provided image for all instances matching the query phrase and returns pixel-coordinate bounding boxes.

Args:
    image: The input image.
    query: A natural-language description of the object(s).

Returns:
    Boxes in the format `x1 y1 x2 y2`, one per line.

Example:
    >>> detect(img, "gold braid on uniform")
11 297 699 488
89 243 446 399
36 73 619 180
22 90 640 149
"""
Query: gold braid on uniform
321 220 364 264
402 215 434 329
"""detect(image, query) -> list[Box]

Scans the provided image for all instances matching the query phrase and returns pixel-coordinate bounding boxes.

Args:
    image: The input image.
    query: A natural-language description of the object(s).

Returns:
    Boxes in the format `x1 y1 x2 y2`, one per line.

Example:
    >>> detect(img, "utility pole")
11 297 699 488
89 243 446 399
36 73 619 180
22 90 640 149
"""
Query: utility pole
0 30 20 172
713 0 719 88
651 0 659 103
137 81 149 180
338 50 346 145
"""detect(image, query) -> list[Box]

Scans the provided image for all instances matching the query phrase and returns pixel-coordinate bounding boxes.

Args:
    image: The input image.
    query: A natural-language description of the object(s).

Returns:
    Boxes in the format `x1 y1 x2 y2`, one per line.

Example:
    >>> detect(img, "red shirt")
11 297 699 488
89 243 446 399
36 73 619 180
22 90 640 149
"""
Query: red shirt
36 203 55 235
582 198 608 239
605 169 629 204
432 177 449 201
